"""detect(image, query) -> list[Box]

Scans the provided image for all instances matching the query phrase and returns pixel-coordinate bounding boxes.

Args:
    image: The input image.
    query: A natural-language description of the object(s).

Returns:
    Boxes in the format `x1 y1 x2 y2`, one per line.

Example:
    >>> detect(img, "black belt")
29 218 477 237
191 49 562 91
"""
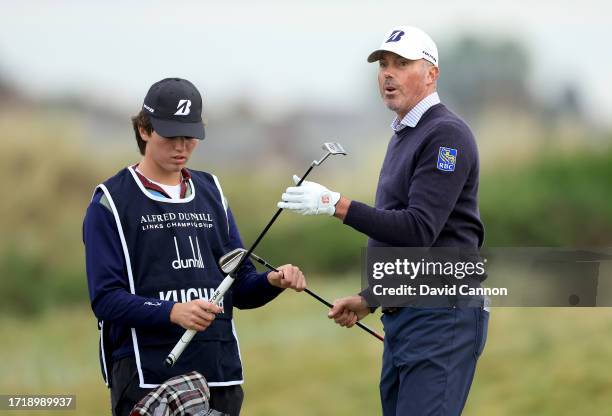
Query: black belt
381 307 399 314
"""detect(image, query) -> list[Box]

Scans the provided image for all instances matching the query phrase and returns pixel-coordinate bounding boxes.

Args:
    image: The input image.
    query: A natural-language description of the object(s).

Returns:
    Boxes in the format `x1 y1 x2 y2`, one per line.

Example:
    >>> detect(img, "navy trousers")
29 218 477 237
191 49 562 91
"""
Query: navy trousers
380 307 489 416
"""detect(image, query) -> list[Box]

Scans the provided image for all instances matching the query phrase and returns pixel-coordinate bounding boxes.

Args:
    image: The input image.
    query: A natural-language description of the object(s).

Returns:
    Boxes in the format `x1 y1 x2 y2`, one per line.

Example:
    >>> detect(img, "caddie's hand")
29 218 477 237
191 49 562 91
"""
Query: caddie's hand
267 264 307 292
328 295 370 328
170 299 223 331
277 174 340 216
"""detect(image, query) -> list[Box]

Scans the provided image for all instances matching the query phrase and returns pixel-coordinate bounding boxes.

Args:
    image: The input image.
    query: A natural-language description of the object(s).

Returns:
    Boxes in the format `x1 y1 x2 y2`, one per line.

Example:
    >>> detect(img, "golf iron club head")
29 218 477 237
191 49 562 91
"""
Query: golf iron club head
219 248 249 275
313 142 347 166
219 248 272 273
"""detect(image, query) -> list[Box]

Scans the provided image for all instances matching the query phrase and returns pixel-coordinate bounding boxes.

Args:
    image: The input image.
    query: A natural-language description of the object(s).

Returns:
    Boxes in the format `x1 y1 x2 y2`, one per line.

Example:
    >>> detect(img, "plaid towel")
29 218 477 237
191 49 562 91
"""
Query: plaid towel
130 371 227 416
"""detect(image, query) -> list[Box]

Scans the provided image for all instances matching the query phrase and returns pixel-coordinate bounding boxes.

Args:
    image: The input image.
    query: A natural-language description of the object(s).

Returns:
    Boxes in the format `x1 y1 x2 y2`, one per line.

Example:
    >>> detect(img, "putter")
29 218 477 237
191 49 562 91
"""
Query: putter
165 142 348 367
220 248 384 342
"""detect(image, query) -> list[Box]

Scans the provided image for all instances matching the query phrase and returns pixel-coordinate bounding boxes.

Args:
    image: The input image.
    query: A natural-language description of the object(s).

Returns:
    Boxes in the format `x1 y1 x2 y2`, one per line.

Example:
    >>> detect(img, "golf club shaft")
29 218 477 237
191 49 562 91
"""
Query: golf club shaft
250 254 334 305
166 163 319 366
240 164 314 259
249 253 384 342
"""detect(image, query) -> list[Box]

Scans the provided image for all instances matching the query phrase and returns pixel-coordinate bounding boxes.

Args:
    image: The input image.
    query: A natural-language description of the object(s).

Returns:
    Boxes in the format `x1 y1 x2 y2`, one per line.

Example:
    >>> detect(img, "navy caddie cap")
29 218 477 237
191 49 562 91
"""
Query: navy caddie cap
142 78 205 140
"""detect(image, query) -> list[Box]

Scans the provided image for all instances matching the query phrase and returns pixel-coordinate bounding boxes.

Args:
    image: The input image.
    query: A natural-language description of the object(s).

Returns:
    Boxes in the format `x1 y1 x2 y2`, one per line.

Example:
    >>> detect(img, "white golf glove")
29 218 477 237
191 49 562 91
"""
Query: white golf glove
277 175 340 216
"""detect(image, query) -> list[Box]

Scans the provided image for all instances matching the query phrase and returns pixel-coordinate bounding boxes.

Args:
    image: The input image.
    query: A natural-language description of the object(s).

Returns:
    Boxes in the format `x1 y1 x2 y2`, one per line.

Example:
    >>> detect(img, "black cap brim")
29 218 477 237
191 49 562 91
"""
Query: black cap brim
150 117 205 140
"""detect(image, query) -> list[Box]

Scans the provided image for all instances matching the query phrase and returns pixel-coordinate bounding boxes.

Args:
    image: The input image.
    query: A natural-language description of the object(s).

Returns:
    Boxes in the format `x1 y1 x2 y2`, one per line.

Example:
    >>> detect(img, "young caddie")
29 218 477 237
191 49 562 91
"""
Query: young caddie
83 77 306 416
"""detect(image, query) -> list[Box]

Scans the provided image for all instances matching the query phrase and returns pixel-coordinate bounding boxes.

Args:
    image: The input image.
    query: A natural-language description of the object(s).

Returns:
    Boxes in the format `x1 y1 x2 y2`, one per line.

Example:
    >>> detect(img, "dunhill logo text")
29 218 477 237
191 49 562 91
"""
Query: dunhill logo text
172 236 205 270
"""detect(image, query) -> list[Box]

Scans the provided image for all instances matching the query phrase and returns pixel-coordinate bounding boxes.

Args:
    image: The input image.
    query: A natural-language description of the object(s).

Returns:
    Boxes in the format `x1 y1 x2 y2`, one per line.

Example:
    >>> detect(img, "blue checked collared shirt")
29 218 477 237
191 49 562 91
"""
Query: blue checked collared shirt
390 92 441 132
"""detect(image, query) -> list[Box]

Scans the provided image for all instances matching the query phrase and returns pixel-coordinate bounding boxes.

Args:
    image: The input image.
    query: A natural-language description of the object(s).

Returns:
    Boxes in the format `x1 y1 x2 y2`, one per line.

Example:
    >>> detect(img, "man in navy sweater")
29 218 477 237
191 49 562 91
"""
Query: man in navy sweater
84 78 306 416
278 27 488 415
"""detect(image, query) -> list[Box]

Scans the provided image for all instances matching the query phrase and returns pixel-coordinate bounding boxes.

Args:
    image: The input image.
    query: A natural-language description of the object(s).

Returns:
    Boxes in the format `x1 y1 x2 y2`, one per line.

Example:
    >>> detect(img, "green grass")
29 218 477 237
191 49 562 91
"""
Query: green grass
1 277 612 415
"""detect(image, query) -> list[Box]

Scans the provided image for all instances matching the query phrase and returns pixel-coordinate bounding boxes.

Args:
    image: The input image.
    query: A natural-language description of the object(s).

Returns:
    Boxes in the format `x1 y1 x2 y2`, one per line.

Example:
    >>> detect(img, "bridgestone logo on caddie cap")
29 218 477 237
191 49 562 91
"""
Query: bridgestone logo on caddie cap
174 99 192 116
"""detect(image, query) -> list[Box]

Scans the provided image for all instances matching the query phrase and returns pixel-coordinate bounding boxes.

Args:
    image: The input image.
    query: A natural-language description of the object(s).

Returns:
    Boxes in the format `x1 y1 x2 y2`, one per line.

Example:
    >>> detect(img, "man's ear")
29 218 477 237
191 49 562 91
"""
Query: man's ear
429 65 440 82
428 65 440 84
139 127 150 142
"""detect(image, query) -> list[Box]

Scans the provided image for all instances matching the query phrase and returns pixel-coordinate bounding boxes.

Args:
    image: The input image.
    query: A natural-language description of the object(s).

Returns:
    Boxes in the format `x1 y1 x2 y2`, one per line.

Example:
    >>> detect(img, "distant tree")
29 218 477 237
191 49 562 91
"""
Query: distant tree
438 36 534 120
0 61 20 104
557 84 582 118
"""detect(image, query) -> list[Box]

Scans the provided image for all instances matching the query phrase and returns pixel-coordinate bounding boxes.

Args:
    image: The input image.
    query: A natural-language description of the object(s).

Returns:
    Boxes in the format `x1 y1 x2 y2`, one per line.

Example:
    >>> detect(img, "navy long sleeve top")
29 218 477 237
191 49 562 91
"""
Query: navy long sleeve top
344 103 484 249
83 187 283 361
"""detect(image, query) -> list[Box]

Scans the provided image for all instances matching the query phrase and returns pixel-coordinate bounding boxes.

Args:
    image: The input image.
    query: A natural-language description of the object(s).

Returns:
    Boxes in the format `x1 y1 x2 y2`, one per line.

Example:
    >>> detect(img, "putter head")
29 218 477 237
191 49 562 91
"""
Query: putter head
322 142 347 155
313 142 347 166
219 248 248 275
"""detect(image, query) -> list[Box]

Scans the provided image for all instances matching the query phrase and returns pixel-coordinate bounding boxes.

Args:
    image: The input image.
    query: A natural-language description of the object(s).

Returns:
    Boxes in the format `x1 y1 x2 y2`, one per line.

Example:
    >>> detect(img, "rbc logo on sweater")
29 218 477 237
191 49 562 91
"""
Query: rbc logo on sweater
437 147 457 172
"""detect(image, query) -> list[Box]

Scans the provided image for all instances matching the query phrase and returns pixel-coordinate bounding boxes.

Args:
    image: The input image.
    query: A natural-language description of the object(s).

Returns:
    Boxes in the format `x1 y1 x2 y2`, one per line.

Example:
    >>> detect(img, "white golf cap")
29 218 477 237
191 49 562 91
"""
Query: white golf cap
367 26 439 67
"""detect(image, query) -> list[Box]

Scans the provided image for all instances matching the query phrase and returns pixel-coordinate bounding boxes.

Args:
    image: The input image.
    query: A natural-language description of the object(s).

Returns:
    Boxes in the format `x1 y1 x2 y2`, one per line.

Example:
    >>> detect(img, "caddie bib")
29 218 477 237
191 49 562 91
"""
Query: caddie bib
96 166 243 388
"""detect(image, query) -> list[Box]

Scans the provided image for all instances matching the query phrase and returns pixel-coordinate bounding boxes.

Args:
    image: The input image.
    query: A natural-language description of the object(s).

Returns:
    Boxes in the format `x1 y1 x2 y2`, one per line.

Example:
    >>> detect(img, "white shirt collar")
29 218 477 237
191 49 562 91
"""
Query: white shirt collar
391 92 441 132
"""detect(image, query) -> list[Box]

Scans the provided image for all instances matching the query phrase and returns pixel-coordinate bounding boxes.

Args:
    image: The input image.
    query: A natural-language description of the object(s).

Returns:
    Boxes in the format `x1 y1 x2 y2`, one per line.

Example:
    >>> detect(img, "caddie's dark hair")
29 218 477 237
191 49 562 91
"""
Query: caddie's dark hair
131 109 153 155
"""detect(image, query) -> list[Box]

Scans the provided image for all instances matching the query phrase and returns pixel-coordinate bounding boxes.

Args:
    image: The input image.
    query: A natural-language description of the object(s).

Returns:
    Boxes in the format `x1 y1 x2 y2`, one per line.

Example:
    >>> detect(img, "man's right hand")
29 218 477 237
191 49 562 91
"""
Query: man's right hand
170 299 223 331
328 295 370 328
277 175 340 216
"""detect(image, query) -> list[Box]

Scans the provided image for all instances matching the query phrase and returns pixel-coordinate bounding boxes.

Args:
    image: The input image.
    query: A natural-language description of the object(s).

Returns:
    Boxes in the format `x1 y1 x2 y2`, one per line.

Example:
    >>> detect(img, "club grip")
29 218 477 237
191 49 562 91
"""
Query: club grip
164 275 235 367
164 329 197 367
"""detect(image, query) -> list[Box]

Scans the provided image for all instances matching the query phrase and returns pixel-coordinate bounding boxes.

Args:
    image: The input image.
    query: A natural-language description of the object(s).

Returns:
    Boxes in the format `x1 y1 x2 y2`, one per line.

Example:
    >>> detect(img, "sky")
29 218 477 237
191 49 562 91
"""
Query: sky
1 0 611 124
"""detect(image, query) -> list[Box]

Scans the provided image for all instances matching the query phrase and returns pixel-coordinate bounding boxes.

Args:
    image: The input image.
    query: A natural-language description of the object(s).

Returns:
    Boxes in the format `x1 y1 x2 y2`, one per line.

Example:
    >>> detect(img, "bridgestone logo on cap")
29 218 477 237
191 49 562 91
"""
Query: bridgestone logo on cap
174 99 192 116
386 30 405 43
143 103 154 113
